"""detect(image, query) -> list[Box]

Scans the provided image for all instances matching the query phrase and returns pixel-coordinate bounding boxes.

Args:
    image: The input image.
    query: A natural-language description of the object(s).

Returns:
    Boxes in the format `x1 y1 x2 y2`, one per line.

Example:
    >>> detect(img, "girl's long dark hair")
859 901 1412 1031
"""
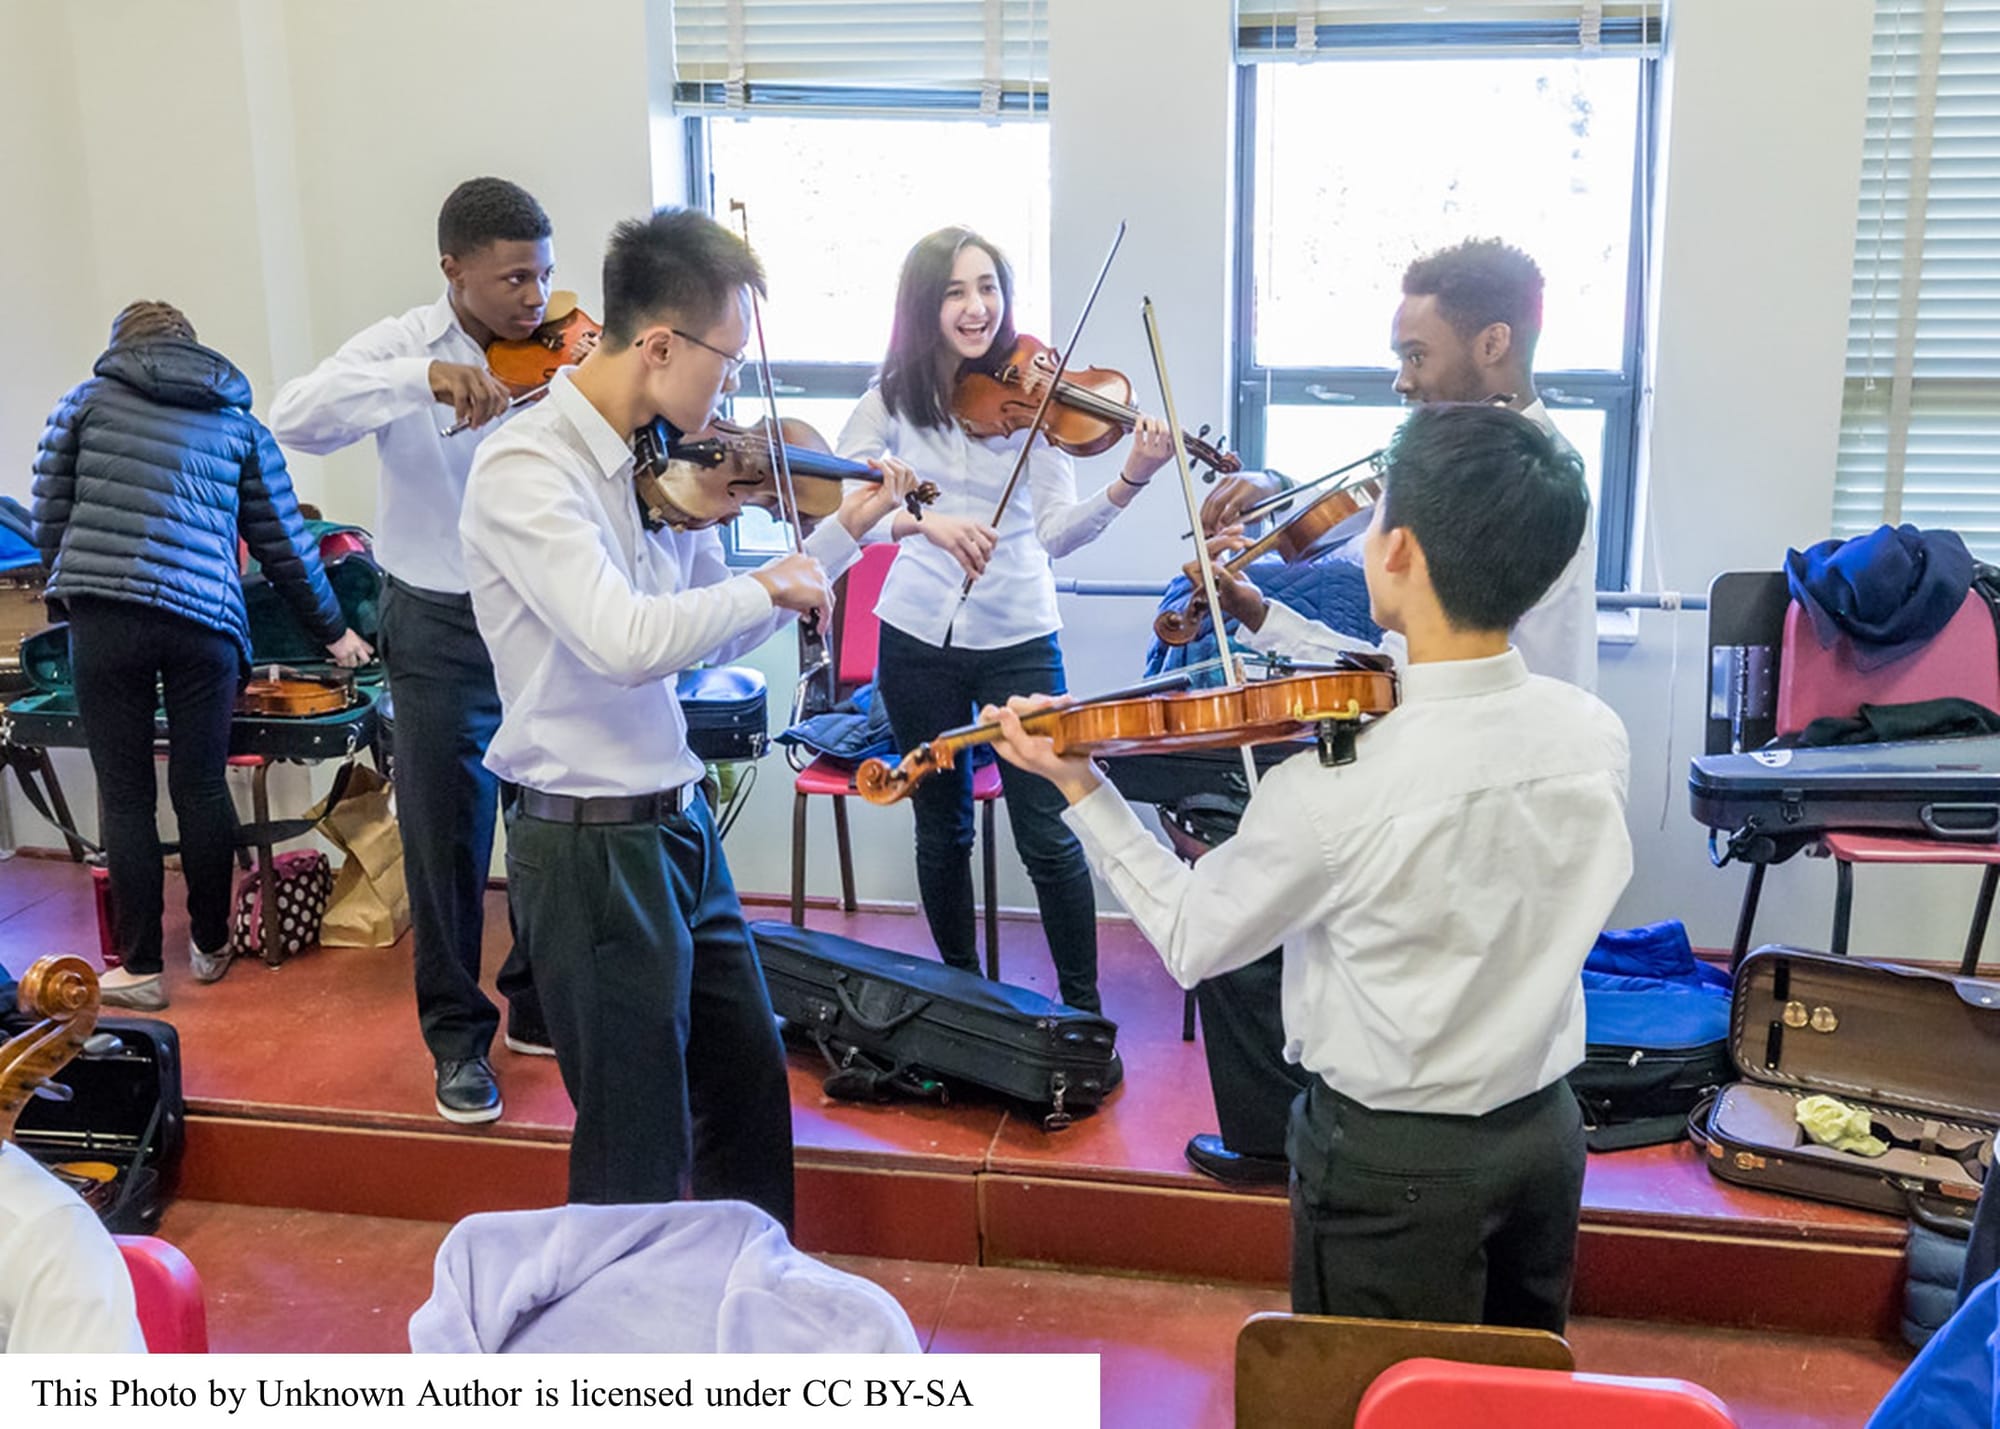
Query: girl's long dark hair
877 226 1018 430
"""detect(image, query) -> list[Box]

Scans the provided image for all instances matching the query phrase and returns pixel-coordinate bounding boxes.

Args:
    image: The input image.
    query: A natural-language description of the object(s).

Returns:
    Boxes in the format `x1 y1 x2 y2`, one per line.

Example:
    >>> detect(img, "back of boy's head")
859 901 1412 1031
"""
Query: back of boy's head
1379 404 1588 632
600 206 766 346
436 177 551 259
109 301 196 346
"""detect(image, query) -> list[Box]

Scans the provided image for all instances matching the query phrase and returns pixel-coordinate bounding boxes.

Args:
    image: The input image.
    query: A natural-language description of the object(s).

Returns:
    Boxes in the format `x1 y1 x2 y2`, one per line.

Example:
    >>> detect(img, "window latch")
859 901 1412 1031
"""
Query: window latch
1540 387 1594 407
1303 384 1356 404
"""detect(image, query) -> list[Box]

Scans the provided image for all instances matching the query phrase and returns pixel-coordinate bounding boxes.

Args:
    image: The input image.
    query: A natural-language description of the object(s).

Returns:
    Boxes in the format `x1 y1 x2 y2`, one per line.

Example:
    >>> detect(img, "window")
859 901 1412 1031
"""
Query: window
1838 0 2000 557
685 114 1051 557
669 0 1053 560
1234 17 1656 590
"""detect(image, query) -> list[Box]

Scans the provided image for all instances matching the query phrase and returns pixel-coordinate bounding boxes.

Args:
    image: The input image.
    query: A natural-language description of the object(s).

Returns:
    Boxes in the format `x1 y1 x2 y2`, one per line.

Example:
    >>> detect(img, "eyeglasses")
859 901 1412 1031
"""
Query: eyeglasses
670 328 748 379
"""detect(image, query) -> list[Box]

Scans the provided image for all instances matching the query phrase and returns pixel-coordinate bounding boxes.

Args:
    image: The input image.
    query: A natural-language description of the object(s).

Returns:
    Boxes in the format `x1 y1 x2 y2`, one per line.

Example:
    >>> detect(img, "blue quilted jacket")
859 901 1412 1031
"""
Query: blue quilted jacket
31 339 345 663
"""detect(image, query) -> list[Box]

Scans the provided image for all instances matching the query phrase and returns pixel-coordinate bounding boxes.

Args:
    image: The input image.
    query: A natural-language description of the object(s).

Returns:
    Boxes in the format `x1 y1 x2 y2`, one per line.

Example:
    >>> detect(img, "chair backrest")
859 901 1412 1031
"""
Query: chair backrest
116 1234 209 1353
1234 1312 1573 1428
1354 1357 1737 1428
831 543 899 698
1777 589 2000 734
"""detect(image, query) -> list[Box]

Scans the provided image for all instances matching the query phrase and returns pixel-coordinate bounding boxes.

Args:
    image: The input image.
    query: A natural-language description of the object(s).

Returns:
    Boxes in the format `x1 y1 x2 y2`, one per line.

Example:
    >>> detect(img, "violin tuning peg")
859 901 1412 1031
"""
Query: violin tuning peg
1198 423 1212 439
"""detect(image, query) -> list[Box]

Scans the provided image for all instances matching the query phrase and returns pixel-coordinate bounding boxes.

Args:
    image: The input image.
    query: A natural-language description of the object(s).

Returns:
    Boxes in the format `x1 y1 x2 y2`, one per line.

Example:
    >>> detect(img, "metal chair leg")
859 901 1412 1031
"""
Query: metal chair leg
1182 987 1197 1042
981 797 1000 982
831 795 857 912
789 791 808 927
1730 862 1767 975
1831 859 1854 957
1964 866 2000 976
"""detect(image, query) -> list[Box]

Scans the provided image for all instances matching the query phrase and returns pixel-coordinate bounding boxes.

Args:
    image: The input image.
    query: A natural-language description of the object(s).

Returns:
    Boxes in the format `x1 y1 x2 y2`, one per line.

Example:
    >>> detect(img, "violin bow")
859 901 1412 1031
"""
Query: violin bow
728 200 832 703
960 221 1128 601
1142 296 1263 794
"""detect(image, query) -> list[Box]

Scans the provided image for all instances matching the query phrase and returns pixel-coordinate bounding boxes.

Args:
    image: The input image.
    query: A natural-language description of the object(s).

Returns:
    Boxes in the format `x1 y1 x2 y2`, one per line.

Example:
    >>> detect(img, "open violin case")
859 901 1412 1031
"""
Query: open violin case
2 528 384 760
1698 945 2000 1225
10 1013 187 1234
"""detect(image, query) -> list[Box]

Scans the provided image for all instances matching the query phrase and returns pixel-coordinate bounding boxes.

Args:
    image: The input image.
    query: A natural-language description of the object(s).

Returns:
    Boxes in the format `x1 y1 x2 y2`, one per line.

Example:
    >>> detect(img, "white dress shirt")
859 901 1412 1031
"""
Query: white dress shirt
836 387 1124 649
1065 649 1632 1116
1243 399 1601 691
461 371 860 797
0 1144 147 1353
271 292 504 594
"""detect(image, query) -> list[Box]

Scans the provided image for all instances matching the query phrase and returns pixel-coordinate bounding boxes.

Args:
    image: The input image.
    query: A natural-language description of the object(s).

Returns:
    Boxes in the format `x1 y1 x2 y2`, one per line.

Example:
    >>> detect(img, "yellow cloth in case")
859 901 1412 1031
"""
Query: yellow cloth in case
1796 1094 1890 1156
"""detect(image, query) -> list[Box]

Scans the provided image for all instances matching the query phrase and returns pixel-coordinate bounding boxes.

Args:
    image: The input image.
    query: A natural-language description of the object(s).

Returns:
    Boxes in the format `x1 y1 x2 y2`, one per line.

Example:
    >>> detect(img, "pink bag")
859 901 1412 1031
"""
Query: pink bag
229 850 332 967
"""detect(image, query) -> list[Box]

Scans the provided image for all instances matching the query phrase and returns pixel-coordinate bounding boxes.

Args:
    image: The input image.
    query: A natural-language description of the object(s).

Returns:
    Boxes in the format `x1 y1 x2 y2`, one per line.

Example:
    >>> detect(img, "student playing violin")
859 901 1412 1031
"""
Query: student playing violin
270 177 577 1125
835 226 1174 1015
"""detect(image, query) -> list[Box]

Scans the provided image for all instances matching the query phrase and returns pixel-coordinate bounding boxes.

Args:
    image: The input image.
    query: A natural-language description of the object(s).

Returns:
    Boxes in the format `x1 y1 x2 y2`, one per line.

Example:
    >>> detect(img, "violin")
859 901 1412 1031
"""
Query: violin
954 335 1240 478
632 415 939 533
238 666 357 717
854 658 1398 806
441 291 602 437
1155 470 1384 646
1 955 99 1145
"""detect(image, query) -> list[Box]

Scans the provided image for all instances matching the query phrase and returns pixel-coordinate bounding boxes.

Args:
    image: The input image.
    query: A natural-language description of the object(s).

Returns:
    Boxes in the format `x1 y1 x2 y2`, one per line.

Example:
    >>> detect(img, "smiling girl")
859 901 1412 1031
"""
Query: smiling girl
835 226 1172 1014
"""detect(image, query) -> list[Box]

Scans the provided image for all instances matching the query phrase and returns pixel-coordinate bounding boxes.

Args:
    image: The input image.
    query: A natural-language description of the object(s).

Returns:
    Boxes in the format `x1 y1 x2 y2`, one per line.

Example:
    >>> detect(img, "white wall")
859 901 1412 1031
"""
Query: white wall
5 0 1977 968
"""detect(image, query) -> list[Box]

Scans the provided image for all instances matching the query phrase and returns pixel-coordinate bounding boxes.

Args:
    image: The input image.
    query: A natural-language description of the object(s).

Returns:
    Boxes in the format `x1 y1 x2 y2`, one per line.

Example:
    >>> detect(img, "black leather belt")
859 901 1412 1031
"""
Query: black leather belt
515 784 696 825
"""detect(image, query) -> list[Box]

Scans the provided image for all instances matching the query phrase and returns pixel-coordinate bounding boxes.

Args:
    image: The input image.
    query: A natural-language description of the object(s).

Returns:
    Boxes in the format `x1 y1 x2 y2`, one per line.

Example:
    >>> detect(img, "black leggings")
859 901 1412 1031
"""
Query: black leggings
67 598 240 974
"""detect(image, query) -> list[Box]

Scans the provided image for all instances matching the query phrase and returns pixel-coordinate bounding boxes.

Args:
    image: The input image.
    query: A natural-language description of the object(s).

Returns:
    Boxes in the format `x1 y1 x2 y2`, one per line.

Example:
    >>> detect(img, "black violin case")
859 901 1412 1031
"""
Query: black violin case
677 665 768 764
750 921 1120 1129
1698 946 2000 1225
1689 736 2000 857
10 1014 186 1234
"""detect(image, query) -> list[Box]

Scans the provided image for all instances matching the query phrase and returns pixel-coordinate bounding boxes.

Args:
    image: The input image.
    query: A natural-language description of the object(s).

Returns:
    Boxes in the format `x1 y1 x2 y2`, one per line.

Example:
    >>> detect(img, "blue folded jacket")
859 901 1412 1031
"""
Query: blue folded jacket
1785 524 1975 671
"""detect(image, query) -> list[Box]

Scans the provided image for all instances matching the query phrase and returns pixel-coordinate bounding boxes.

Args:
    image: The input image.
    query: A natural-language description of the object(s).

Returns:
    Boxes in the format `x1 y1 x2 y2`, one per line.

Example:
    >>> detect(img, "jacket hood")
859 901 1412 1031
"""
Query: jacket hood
94 339 253 411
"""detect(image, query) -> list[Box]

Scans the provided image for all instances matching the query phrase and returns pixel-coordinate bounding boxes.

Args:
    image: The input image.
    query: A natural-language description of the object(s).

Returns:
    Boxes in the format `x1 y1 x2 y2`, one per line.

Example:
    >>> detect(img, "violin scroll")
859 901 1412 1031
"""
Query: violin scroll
0 954 100 1145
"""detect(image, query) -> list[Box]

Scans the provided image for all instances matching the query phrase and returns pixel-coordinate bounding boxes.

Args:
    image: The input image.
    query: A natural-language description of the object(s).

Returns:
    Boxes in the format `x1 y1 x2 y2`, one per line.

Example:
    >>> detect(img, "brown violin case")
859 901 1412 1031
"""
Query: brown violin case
1699 945 2000 1226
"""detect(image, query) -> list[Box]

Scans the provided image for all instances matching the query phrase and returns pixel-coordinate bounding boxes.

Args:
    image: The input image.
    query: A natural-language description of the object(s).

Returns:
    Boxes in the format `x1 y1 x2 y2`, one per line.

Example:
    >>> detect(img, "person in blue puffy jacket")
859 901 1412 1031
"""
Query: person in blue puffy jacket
31 301 371 1011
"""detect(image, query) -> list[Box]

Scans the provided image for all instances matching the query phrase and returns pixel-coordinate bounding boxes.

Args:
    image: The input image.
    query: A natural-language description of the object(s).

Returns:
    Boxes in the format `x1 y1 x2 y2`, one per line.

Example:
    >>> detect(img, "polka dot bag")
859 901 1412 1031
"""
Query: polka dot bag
229 850 333 967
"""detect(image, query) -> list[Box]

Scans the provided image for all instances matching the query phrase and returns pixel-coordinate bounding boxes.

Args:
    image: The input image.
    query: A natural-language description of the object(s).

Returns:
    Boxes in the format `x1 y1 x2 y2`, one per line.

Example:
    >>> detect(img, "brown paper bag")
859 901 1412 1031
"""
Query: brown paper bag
311 761 409 947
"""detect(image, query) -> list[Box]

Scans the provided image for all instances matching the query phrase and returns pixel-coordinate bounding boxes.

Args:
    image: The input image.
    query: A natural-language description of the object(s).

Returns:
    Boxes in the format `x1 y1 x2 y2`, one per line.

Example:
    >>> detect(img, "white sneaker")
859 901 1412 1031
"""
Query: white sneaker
99 967 169 1012
189 939 234 984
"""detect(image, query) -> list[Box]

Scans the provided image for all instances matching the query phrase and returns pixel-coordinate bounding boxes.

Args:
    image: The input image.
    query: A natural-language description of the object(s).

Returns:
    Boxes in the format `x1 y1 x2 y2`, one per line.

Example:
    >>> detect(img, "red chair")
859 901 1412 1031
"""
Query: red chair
789 544 1004 980
1355 1358 1737 1428
1727 585 2000 972
115 1234 208 1353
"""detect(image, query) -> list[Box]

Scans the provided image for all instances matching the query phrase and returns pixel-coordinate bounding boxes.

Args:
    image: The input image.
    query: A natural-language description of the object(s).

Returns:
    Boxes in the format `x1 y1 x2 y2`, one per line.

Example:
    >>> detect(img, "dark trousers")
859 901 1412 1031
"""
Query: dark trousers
378 579 535 1061
1198 951 1315 1157
505 795 794 1226
875 624 1101 1012
67 599 239 976
1960 1170 2000 1304
1288 1078 1586 1332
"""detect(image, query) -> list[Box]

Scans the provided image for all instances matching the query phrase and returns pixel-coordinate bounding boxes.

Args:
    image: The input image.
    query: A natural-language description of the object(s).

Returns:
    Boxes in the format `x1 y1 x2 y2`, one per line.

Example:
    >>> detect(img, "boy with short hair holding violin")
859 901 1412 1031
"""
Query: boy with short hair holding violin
271 177 573 1124
988 403 1632 1330
459 206 916 1215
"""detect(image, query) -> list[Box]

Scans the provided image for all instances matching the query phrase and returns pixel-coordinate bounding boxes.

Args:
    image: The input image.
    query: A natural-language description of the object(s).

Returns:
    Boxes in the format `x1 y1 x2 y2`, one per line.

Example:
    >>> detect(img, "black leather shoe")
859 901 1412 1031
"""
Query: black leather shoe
435 1057 503 1124
1185 1133 1288 1187
504 1002 556 1057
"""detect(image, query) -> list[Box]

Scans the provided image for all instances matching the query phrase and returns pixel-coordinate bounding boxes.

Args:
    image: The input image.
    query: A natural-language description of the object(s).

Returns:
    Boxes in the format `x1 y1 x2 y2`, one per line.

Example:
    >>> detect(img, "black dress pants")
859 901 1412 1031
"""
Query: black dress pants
67 599 238 975
505 794 794 1227
1287 1078 1586 1332
874 624 1102 1012
1197 950 1315 1157
378 578 535 1061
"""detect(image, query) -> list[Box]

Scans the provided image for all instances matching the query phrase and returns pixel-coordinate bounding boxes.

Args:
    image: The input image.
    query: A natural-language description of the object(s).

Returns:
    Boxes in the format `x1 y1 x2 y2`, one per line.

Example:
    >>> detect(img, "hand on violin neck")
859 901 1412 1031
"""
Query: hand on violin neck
911 513 998 580
1184 529 1268 632
430 360 513 432
751 551 834 632
1200 471 1286 537
324 630 375 668
1116 415 1175 496
836 455 923 537
982 695 1102 804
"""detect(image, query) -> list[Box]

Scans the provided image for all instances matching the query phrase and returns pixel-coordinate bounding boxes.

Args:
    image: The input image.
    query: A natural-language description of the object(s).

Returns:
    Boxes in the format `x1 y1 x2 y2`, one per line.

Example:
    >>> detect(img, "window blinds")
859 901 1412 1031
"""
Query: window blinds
1234 1 1660 59
671 0 1048 115
1838 0 2000 556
